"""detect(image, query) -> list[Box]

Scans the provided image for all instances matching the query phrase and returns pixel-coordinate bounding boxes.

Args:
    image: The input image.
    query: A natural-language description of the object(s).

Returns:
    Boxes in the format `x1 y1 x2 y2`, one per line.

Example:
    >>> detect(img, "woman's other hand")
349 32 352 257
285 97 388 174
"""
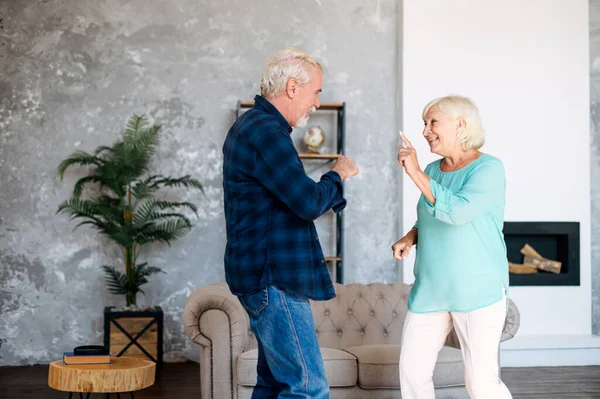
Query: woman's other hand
392 235 414 260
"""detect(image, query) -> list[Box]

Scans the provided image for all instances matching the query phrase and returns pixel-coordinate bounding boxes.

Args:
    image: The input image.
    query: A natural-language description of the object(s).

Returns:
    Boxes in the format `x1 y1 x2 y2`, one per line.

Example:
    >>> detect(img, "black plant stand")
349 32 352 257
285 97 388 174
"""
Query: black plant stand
103 306 163 368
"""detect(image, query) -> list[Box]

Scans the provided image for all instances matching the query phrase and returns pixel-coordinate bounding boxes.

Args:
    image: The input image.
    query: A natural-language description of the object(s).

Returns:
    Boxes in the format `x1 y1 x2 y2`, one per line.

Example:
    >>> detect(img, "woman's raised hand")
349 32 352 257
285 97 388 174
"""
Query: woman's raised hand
397 131 421 176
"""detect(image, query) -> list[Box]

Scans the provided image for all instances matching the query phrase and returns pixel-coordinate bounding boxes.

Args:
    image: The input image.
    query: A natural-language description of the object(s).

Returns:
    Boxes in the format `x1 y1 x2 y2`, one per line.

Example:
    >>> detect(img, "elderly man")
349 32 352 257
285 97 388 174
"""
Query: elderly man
222 48 359 398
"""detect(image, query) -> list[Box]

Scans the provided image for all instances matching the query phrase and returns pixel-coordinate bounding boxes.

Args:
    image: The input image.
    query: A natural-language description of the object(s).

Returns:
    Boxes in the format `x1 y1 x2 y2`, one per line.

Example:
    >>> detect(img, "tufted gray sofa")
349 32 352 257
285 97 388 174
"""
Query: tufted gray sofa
183 282 520 399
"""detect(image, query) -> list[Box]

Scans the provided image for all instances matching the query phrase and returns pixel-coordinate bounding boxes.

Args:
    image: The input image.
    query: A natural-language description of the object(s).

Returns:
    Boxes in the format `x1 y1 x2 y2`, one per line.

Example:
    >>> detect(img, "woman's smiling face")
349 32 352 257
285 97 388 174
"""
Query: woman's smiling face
422 107 459 155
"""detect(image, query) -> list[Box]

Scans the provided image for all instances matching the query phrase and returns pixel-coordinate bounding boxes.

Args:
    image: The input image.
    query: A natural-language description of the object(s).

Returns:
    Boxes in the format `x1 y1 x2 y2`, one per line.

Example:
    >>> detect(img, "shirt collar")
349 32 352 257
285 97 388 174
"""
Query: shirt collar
253 95 293 134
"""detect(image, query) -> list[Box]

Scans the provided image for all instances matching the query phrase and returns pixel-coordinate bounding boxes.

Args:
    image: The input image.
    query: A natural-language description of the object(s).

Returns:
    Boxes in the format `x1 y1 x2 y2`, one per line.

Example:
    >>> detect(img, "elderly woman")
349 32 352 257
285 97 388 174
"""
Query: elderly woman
392 95 512 399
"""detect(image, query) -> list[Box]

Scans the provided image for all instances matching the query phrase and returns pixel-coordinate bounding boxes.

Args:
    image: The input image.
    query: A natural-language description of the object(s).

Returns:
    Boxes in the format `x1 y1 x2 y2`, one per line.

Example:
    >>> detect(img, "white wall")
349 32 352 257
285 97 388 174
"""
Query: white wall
401 0 591 336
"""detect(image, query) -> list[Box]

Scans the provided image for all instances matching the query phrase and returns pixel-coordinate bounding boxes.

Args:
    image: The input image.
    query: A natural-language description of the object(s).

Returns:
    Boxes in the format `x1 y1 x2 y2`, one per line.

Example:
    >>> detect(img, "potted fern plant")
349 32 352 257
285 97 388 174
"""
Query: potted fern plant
57 114 203 365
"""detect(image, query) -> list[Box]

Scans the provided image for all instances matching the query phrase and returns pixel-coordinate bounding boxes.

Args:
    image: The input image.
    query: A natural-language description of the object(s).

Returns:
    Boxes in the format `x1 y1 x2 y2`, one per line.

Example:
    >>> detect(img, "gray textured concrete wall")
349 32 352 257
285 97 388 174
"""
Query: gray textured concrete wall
591 0 600 336
0 0 399 365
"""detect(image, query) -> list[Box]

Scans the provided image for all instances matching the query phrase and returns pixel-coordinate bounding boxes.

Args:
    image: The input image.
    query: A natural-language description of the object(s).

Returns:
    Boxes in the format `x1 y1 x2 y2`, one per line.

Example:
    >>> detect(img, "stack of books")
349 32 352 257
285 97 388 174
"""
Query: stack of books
63 349 111 365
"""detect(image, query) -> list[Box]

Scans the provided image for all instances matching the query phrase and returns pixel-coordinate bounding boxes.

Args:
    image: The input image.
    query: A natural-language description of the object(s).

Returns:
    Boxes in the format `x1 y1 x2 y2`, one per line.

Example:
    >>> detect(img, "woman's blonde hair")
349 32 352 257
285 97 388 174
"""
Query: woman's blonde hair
422 95 485 150
260 48 322 99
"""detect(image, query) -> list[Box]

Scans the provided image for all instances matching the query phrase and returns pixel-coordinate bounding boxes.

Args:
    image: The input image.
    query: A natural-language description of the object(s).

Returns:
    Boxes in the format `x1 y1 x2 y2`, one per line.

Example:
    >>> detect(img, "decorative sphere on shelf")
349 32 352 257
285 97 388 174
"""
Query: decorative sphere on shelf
303 126 326 153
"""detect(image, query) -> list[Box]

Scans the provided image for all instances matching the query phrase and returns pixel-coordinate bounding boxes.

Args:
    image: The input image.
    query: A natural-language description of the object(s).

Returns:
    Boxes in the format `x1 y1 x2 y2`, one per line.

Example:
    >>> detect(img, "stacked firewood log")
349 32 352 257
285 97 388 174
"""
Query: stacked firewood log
508 244 561 274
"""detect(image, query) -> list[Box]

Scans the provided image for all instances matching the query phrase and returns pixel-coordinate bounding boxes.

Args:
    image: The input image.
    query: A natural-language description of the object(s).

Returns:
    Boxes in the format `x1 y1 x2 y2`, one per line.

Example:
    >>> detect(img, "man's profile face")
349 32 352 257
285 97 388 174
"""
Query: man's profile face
292 67 322 128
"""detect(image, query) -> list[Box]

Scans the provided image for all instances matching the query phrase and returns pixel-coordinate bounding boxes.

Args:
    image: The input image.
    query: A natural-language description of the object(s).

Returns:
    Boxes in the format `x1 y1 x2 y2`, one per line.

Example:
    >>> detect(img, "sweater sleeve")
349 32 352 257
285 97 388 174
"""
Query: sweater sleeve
424 158 505 225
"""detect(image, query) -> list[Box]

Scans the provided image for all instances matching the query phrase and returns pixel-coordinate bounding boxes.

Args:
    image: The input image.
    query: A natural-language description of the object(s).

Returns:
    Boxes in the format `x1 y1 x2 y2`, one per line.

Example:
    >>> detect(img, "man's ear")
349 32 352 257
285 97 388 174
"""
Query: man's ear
286 78 298 99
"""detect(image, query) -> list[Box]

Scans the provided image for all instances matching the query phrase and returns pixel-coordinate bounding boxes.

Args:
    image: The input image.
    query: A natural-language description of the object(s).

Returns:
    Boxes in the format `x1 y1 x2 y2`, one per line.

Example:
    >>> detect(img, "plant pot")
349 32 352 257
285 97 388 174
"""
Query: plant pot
103 306 163 368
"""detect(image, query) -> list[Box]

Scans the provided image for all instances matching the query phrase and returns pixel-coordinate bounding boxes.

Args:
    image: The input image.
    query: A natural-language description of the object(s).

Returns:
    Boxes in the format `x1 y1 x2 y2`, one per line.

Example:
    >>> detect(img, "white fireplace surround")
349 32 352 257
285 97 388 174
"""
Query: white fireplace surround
399 0 600 366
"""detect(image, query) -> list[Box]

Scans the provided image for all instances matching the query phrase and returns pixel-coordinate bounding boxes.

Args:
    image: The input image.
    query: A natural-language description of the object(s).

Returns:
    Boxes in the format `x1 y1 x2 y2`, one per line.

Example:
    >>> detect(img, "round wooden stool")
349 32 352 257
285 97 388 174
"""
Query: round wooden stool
48 357 155 398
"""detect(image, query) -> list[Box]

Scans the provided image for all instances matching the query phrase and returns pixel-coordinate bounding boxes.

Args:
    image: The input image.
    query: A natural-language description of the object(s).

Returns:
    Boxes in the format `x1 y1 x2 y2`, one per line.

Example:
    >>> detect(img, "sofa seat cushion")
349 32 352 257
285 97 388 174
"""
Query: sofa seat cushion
237 347 358 388
343 345 464 389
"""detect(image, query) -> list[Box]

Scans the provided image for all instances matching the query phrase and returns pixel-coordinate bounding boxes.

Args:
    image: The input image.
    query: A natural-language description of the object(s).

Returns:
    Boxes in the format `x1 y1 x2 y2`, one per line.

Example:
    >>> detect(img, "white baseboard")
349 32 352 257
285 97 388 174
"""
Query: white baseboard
500 334 600 367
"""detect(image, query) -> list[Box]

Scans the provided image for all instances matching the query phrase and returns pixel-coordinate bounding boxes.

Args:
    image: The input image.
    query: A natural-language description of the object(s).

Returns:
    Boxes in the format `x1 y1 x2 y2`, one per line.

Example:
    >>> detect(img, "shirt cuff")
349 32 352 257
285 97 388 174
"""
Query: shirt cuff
426 178 452 215
327 170 343 183
332 199 347 213
324 171 347 213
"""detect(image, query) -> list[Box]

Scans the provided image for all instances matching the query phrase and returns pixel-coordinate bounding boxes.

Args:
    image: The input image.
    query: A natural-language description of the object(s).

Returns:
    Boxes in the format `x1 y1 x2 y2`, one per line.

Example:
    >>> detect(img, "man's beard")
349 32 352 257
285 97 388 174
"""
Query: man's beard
294 106 317 128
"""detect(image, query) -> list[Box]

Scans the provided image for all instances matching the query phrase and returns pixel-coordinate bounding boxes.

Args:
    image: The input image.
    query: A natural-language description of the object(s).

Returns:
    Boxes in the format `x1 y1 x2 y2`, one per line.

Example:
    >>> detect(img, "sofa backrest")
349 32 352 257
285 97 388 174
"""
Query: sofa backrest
311 282 410 349
244 282 411 351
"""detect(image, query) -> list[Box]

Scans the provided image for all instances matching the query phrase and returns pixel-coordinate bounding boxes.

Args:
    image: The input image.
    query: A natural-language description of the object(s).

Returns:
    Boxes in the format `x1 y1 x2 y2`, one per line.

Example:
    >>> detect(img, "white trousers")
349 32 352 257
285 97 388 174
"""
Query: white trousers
399 297 512 399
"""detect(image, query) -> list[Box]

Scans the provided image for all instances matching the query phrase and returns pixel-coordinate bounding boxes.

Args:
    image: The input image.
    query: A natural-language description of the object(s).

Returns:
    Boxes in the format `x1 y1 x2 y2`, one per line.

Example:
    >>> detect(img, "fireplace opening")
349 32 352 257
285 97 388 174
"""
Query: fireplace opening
502 222 580 286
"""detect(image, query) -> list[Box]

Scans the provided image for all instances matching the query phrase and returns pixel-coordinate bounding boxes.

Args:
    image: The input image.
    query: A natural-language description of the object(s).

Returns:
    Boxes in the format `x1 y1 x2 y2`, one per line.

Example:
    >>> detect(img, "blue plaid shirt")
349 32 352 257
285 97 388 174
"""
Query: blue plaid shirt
222 95 346 301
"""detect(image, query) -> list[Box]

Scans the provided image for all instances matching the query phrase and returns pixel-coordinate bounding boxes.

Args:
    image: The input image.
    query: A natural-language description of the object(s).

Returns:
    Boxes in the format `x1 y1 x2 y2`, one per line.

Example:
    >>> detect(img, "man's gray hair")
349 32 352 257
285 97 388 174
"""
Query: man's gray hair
260 48 322 99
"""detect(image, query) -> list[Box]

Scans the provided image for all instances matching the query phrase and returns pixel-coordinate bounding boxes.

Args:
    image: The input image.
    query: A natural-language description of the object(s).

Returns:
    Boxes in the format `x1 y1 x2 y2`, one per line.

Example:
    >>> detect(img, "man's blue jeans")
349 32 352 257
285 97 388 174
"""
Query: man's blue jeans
238 285 329 399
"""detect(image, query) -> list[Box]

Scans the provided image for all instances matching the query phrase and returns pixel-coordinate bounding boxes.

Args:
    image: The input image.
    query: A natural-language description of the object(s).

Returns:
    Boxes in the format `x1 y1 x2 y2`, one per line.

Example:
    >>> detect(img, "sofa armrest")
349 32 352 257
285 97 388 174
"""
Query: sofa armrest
501 298 520 342
444 298 520 349
183 282 249 399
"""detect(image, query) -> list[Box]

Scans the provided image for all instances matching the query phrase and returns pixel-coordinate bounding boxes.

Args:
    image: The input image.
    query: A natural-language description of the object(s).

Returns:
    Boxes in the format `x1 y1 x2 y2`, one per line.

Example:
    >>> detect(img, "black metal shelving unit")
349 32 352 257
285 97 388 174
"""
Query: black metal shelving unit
236 101 346 283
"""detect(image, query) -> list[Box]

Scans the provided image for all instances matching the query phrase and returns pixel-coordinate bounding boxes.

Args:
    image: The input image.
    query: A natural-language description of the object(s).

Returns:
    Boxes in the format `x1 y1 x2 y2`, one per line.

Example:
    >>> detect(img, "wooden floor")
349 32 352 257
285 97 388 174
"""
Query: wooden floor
1 361 599 398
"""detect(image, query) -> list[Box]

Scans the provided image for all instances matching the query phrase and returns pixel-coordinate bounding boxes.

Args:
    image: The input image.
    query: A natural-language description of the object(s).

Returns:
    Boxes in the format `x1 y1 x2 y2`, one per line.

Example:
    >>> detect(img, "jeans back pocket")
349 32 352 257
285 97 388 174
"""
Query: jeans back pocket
239 287 269 316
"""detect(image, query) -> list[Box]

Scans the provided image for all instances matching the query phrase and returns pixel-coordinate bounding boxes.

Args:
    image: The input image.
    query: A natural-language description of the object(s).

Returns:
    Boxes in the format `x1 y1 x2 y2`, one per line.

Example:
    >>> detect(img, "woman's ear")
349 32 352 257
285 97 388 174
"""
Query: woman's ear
456 116 466 135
